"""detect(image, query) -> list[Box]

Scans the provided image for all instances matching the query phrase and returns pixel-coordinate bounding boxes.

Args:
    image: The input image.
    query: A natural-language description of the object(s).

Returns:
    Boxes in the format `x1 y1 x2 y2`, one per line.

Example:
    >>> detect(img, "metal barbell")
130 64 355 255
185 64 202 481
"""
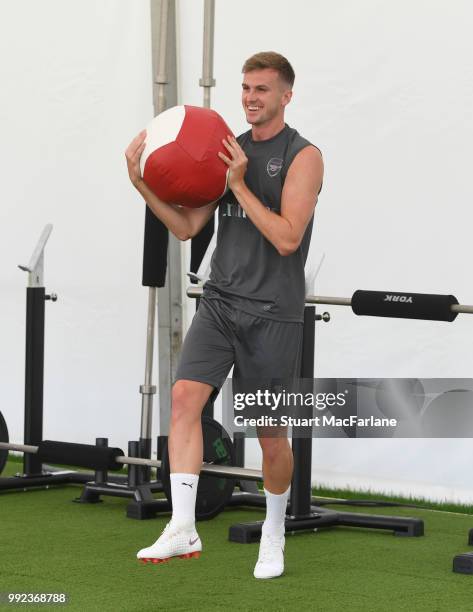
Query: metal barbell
186 286 473 317
0 441 263 482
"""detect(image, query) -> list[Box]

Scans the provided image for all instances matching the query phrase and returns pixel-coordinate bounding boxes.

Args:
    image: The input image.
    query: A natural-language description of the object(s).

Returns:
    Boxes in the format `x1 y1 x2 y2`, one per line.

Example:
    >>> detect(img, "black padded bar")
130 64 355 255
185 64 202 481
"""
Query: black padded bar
351 290 459 322
37 441 125 471
142 207 168 288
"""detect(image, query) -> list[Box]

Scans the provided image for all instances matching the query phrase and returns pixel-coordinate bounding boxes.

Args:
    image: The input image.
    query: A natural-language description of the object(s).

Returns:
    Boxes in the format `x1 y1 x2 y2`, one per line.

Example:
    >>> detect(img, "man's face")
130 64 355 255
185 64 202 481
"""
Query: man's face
241 68 292 126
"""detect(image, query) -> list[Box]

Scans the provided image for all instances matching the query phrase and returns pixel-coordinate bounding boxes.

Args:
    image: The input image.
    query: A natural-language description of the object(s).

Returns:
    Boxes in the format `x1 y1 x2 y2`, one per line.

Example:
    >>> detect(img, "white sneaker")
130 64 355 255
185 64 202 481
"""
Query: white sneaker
253 529 285 579
137 521 202 564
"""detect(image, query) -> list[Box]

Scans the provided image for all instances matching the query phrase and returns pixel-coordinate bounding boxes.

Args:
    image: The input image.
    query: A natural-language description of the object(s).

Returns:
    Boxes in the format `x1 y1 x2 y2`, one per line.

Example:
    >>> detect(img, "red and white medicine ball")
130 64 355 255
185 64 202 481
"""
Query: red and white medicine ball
140 105 234 208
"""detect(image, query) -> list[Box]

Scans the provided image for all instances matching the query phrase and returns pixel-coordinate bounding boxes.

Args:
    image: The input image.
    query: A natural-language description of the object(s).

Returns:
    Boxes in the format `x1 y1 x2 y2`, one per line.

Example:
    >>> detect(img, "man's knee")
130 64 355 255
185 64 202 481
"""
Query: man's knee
259 436 292 464
171 379 213 424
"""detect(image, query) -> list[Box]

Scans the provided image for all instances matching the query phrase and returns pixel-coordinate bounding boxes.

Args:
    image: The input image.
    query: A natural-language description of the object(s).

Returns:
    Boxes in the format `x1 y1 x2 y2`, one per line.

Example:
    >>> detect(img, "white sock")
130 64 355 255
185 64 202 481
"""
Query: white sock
169 473 199 527
262 486 290 535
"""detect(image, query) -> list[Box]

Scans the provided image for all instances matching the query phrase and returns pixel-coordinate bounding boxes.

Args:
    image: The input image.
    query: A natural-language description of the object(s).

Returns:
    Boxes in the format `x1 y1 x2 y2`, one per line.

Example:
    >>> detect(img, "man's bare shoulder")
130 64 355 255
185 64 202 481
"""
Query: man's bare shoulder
289 145 324 171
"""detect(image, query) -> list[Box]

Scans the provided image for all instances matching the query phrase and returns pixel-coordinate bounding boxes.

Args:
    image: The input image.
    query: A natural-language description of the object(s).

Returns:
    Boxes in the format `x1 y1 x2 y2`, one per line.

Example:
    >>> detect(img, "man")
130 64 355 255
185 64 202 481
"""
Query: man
125 51 323 579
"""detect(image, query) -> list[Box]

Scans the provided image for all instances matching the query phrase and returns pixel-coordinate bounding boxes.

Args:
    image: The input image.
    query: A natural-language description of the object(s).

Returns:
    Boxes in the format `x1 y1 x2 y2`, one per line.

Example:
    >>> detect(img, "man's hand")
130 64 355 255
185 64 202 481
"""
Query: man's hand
123 128 218 241
218 135 248 191
125 129 147 188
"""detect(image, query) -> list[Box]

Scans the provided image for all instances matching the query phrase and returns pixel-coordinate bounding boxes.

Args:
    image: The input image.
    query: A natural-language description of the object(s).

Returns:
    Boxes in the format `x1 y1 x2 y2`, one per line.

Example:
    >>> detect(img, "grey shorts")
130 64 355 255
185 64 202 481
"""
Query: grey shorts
175 291 303 397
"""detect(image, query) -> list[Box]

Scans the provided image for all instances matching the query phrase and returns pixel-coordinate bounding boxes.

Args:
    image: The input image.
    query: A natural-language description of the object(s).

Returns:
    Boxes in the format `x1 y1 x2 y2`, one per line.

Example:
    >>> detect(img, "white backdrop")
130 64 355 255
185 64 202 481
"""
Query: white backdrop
1 0 473 502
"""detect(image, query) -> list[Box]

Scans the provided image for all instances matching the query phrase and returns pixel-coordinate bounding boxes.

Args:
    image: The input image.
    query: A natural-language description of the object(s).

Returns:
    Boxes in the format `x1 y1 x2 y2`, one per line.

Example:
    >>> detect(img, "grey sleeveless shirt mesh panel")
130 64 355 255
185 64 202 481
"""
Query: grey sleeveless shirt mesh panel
205 124 320 323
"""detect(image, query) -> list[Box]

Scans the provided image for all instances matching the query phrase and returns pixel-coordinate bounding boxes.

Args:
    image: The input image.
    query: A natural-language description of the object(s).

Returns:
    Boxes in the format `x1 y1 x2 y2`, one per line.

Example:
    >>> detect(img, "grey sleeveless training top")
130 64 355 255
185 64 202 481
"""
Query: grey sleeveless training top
205 124 320 323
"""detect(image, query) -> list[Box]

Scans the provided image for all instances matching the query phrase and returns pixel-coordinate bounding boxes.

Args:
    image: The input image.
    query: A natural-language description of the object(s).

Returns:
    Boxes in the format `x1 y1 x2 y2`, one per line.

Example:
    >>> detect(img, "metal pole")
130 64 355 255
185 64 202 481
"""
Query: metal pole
19 225 55 476
137 0 171 465
200 0 216 109
18 224 53 288
0 442 263 482
290 306 315 517
196 0 217 422
451 304 473 314
23 286 45 476
139 289 157 442
156 0 169 115
150 0 181 438
306 295 352 307
185 286 473 314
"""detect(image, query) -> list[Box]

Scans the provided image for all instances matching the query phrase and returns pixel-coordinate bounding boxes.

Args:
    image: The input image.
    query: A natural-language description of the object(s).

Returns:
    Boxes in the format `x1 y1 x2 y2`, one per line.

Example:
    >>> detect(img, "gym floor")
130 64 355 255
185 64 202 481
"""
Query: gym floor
1 459 472 612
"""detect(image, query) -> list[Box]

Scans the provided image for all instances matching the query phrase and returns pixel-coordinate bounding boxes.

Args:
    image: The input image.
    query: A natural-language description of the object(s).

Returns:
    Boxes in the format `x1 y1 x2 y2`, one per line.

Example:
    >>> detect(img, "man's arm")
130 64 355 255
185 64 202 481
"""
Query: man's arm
125 130 218 241
135 181 218 241
219 137 323 256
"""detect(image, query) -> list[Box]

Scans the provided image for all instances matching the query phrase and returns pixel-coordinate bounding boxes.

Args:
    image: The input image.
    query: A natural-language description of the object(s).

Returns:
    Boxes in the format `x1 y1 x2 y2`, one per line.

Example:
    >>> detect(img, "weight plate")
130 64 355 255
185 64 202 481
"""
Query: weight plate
0 411 9 475
161 416 235 520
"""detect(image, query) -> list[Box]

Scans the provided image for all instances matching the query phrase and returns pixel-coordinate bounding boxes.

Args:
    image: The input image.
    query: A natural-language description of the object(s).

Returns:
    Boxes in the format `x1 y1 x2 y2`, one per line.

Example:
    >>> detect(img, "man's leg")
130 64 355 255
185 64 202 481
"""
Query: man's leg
259 430 293 494
233 312 303 579
137 296 234 563
137 379 213 563
253 428 292 579
166 379 214 525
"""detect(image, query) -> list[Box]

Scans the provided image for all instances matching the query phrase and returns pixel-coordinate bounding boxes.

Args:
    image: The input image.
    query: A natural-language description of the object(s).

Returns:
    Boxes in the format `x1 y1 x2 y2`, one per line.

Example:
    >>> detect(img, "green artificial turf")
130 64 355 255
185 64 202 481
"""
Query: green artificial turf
1 459 473 612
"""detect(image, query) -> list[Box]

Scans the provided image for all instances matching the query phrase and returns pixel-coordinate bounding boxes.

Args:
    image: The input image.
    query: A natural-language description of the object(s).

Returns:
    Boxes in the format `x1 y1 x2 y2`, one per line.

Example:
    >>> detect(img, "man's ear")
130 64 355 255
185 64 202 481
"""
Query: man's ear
282 90 293 107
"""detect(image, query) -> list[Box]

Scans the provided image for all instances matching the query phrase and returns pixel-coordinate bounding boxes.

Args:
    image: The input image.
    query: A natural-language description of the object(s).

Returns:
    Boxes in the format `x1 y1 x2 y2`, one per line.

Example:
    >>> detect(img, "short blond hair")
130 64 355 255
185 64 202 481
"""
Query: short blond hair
242 51 295 88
